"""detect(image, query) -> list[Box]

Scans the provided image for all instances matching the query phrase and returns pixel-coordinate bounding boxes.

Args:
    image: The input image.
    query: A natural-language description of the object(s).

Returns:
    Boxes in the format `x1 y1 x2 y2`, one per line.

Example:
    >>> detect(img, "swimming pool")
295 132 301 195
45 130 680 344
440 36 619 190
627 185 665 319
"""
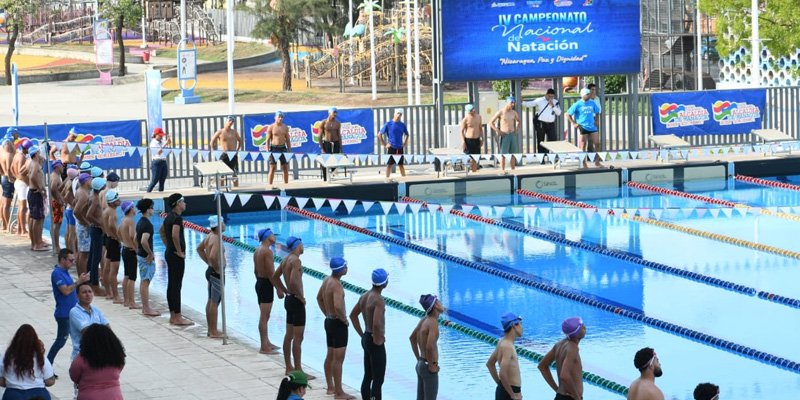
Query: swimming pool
140 176 800 399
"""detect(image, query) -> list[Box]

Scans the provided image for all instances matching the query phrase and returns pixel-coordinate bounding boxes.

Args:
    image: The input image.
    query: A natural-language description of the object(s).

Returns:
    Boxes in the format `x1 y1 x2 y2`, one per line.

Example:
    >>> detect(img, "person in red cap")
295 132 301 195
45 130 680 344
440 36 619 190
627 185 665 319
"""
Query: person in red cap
538 316 587 400
410 294 444 400
146 127 171 192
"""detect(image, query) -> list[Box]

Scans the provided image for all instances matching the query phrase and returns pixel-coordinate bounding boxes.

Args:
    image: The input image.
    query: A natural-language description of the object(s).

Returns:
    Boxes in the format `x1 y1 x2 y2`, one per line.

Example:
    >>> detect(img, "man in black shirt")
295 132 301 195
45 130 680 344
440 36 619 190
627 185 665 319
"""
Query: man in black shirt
136 198 161 317
159 193 191 326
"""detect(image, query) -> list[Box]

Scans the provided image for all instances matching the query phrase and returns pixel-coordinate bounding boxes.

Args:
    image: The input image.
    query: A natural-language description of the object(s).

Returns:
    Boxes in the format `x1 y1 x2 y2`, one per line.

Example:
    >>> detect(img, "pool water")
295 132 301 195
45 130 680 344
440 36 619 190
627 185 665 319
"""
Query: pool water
56 176 800 399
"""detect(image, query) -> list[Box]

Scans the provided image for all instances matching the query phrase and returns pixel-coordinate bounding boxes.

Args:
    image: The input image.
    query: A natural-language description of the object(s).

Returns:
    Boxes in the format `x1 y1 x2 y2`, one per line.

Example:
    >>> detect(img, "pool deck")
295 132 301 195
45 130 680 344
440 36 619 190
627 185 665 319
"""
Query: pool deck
0 233 349 400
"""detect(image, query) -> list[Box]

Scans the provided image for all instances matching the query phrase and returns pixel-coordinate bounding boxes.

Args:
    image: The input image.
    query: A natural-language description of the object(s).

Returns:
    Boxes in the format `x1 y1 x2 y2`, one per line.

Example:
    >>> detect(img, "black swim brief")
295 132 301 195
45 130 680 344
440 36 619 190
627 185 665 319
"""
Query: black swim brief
464 138 481 155
1 176 14 199
495 383 521 400
104 236 121 262
219 153 239 174
268 145 289 165
27 191 45 220
284 294 306 327
122 247 137 281
255 277 274 304
324 317 349 349
555 393 577 400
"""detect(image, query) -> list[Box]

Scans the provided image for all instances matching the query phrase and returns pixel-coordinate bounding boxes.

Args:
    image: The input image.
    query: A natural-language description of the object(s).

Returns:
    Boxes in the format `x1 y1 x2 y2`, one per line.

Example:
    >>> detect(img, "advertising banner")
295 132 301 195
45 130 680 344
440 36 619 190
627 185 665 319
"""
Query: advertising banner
145 70 163 135
0 120 142 169
652 89 766 136
244 108 374 154
440 0 641 82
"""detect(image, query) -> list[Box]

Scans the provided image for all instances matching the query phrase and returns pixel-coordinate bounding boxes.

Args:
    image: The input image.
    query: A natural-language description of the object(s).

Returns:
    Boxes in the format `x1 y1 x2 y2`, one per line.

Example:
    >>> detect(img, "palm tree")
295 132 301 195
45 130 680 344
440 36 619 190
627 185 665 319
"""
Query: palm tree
358 0 381 100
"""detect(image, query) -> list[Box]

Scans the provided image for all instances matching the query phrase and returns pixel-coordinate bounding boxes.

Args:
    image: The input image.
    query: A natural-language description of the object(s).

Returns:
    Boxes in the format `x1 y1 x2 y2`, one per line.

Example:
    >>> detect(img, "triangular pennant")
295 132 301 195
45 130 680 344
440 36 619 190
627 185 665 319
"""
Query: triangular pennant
368 155 379 164
511 206 523 217
328 199 343 212
629 151 639 160
239 194 253 206
525 154 536 164
237 151 248 159
440 204 454 214
552 208 564 218
126 147 138 156
277 196 292 209
747 207 761 216
582 208 595 218
138 146 148 155
199 151 209 161
792 206 800 214
720 208 733 218
223 193 238 207
262 195 276 209
780 206 792 214
395 202 408 215
68 142 78 151
493 206 506 217
709 208 721 218
161 149 172 157
379 201 394 215
391 155 402 164
284 153 296 162
357 154 368 163
294 197 309 209
226 151 237 159
426 203 440 213
681 150 689 159
213 150 223 159
524 206 537 218
598 152 608 161
249 151 261 161
414 154 426 163
680 208 694 218
342 199 358 214
171 149 182 157
478 205 493 217
651 209 663 220
696 208 707 218
461 205 474 215
362 201 374 212
189 149 198 160
539 207 551 219
311 198 326 210
408 203 423 215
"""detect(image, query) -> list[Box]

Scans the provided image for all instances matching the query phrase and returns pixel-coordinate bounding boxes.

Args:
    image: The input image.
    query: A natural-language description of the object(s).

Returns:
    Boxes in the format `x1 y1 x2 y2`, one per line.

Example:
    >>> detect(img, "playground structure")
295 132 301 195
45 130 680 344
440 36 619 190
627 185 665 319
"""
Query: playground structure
15 0 219 47
306 8 433 90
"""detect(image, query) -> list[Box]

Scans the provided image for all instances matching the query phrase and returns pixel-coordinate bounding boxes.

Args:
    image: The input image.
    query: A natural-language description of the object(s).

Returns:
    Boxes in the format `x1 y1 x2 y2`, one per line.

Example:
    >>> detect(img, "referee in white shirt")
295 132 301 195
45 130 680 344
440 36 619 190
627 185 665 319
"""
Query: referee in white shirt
523 88 562 155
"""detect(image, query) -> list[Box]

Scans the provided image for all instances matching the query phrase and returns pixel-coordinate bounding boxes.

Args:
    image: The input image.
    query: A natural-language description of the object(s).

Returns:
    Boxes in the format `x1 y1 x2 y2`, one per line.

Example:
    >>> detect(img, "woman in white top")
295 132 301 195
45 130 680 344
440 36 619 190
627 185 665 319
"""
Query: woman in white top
0 324 55 400
146 127 172 193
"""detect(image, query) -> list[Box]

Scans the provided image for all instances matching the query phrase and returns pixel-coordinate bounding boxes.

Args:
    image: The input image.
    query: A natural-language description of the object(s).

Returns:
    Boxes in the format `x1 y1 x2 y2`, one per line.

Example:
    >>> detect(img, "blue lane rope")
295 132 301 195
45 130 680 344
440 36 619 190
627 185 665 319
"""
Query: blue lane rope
285 206 800 374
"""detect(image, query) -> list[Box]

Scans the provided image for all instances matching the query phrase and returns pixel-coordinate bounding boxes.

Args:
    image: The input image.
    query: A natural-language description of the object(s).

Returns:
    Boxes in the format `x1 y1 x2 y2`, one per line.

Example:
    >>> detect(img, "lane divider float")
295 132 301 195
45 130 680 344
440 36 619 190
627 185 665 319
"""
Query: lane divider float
735 175 800 192
399 197 757 297
281 206 800 374
164 213 630 395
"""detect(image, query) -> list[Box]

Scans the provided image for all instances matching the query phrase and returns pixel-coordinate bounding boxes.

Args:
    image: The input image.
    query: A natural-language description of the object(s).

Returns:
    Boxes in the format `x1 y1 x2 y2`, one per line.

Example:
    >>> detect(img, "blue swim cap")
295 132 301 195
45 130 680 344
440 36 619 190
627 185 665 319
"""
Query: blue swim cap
257 228 274 242
507 96 516 103
69 127 78 135
328 107 338 114
501 312 523 331
330 257 347 272
80 162 92 172
91 177 107 191
208 215 221 229
90 166 103 178
465 104 474 112
275 111 285 118
371 268 389 286
287 236 302 251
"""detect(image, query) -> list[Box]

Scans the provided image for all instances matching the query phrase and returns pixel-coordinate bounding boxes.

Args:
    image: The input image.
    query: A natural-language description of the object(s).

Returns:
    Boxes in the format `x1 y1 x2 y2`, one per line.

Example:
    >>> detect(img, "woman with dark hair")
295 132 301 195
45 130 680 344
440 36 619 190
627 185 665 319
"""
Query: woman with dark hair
0 324 55 400
69 324 125 400
276 370 310 400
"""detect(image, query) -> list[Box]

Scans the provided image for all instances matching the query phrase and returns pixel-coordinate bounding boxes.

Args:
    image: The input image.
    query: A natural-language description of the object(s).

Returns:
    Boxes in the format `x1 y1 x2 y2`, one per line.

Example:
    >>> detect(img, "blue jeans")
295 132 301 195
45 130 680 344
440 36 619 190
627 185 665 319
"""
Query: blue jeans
87 226 104 285
46 316 70 364
1 387 51 400
147 159 168 192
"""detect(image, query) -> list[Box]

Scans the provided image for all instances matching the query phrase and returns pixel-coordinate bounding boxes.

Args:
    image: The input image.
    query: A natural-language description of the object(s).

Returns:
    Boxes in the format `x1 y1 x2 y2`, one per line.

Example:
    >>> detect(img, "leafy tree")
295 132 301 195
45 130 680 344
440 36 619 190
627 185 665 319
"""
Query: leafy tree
0 0 38 85
491 80 528 98
248 0 334 91
699 0 800 59
100 0 143 77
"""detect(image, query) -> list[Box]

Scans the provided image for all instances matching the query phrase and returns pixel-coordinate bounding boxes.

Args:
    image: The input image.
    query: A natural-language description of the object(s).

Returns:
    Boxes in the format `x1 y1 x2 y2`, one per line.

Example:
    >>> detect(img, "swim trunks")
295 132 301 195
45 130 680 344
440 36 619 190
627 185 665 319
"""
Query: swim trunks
104 237 121 262
284 294 306 327
255 277 274 304
324 317 348 348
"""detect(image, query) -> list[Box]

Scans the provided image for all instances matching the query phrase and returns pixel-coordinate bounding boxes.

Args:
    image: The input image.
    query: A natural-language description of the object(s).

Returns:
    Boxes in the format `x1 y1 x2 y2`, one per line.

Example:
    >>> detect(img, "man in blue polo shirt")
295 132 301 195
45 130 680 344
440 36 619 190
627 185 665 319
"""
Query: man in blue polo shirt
48 249 89 365
567 88 603 168
69 282 109 360
379 109 409 183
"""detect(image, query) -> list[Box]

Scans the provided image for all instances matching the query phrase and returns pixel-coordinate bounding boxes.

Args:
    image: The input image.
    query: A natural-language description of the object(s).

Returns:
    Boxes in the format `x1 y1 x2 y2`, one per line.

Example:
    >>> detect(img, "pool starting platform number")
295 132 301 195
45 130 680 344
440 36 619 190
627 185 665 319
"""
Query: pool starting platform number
175 38 201 104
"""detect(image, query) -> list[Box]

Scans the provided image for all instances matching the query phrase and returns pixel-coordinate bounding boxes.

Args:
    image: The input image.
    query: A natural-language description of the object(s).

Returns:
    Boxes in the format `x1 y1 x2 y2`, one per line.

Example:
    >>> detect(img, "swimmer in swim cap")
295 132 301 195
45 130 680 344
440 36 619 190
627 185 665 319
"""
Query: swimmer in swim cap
461 103 483 173
538 317 587 400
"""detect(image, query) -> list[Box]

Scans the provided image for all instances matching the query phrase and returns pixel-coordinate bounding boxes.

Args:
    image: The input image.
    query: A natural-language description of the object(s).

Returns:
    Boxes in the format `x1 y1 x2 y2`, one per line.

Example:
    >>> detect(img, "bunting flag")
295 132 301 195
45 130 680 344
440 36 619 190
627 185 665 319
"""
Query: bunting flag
538 207 550 219
294 197 309 209
189 149 198 160
511 206 523 217
379 201 394 215
395 202 408 215
342 199 358 214
408 203 423 215
440 204 454 214
172 149 182 157
477 205 493 217
277 196 292 209
328 199 342 211
262 195 276 209
223 193 238 207
311 198 326 210
461 205 474 215
126 147 138 156
239 193 253 206
362 201 375 212
199 151 209 161
493 206 506 217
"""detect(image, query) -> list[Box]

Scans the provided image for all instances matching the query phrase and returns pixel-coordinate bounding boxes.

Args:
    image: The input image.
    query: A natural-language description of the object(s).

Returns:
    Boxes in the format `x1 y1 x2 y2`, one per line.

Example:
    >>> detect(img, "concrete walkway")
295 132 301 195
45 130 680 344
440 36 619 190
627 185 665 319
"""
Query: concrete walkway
0 234 337 400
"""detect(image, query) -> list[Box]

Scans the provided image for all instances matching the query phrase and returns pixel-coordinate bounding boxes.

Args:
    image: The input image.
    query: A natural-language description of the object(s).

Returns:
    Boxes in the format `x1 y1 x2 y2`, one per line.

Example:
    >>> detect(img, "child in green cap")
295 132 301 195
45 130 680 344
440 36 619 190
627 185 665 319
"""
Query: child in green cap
277 370 310 400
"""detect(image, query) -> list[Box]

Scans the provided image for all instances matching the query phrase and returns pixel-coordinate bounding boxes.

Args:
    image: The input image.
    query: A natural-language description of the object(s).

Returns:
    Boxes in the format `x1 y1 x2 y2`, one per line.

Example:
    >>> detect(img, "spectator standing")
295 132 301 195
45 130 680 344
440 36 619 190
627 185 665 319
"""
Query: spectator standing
378 109 409 183
567 88 602 168
146 127 170 192
48 249 89 365
69 324 125 400
522 88 562 156
159 193 191 326
0 324 56 400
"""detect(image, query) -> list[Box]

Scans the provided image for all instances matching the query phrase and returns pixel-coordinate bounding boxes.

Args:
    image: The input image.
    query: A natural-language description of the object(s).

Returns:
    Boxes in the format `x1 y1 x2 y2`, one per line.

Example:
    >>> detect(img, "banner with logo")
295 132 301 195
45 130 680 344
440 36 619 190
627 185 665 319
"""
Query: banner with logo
652 89 766 136
0 120 142 169
440 0 641 82
244 108 374 154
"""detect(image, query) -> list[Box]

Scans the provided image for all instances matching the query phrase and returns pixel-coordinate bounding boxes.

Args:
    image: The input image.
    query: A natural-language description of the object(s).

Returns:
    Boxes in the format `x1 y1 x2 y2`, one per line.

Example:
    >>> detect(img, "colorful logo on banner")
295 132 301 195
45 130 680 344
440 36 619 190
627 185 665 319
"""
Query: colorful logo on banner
440 0 640 81
652 89 765 136
712 100 760 126
658 103 709 128
244 109 374 154
0 121 142 169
